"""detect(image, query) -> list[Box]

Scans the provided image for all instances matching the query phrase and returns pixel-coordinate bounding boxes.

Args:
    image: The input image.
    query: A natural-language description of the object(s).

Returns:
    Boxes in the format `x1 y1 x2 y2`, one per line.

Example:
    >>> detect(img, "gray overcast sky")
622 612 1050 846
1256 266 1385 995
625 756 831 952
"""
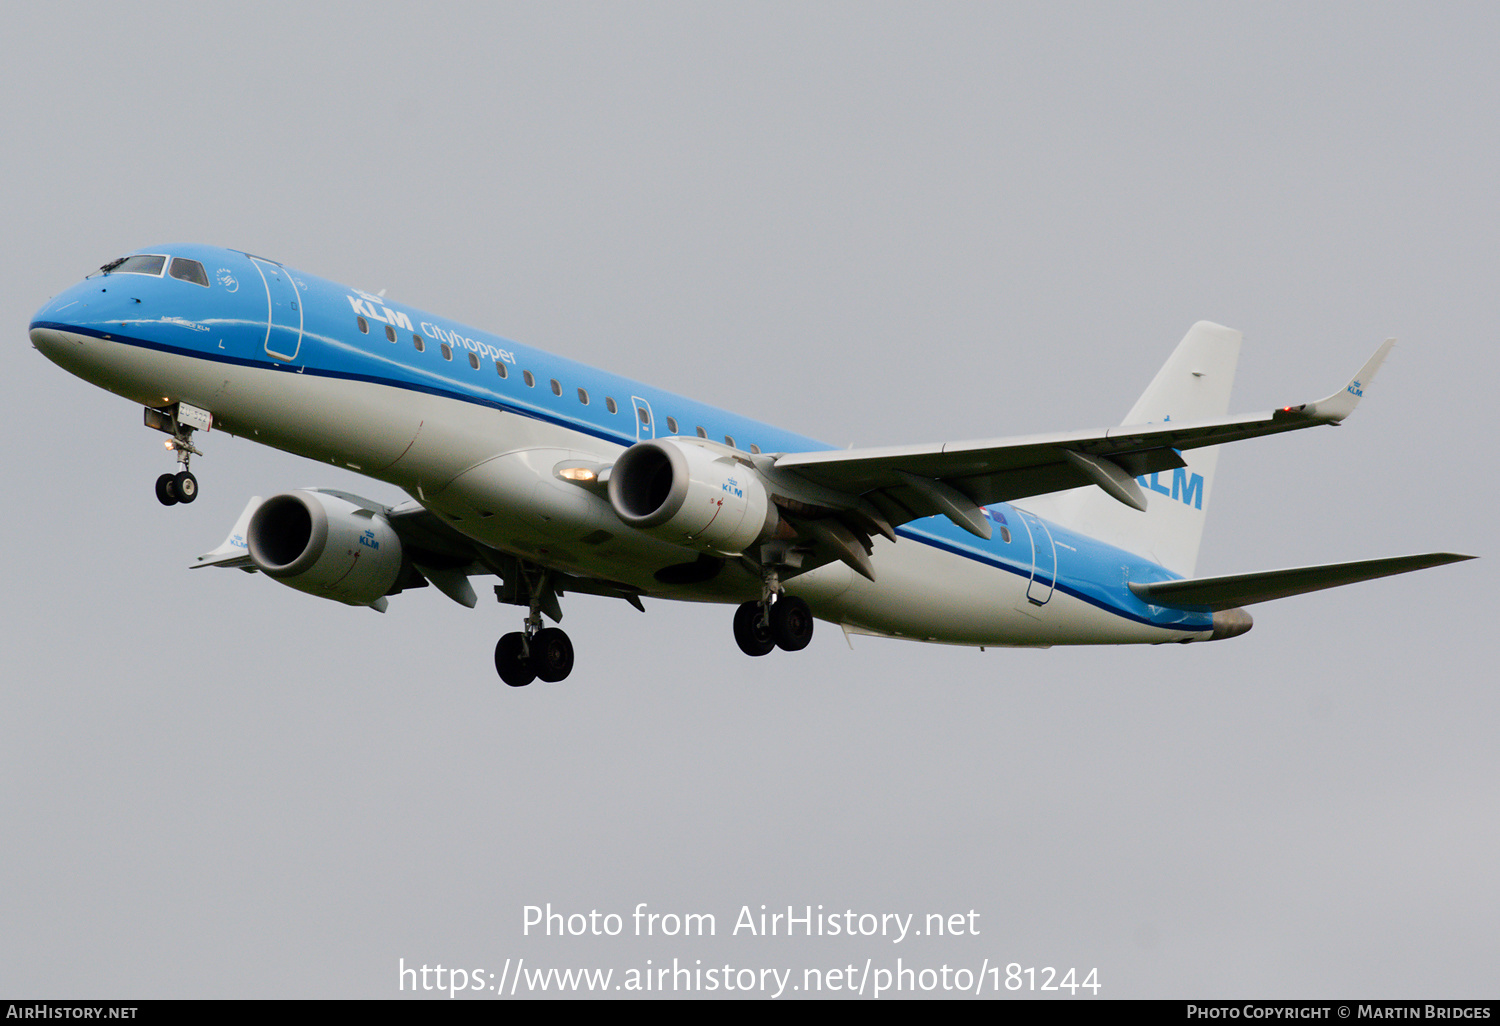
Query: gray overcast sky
2 1 1495 1000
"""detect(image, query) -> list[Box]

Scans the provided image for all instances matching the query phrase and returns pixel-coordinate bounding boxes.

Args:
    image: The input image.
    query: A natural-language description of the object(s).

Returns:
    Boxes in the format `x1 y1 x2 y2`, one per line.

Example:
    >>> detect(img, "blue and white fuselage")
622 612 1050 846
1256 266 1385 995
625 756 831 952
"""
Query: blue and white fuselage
31 245 1469 679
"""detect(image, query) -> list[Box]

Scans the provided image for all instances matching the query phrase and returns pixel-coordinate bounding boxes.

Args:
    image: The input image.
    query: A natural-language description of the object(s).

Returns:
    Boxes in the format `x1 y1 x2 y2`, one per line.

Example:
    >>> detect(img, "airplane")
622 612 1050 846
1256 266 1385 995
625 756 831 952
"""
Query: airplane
29 244 1473 686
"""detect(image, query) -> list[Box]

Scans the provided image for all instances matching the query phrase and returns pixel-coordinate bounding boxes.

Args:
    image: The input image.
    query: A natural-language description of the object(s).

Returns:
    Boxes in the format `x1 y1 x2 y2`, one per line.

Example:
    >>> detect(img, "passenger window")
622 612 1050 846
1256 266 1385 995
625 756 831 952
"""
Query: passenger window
168 258 209 287
523 371 535 387
1000 526 1012 544
468 352 480 369
696 426 707 438
357 316 369 334
724 435 735 448
638 407 651 426
495 361 508 379
414 337 425 353
550 379 562 396
578 388 589 405
440 343 453 361
750 444 761 455
606 397 618 414
666 417 678 433
385 324 396 342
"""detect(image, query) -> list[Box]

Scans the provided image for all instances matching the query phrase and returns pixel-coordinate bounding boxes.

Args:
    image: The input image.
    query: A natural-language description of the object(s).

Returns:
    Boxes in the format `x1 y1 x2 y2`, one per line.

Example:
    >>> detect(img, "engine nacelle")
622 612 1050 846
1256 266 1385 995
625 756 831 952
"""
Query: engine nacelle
246 490 403 607
608 439 779 555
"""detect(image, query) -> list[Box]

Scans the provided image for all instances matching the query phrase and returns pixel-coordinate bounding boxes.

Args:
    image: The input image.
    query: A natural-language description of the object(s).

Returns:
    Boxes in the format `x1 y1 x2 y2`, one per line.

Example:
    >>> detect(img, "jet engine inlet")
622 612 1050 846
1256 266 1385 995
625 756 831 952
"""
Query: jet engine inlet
247 490 403 606
608 439 778 555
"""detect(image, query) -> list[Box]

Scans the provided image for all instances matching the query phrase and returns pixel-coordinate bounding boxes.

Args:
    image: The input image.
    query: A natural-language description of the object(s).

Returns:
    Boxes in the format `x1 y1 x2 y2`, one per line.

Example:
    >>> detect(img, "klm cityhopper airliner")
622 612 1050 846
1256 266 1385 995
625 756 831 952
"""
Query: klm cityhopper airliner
30 245 1472 685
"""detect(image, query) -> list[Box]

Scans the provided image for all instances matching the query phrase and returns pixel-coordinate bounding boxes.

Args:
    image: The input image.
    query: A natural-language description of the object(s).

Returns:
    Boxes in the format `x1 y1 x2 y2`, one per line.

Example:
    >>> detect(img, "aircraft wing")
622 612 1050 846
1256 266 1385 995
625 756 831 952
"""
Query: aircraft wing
1128 553 1476 610
771 340 1394 540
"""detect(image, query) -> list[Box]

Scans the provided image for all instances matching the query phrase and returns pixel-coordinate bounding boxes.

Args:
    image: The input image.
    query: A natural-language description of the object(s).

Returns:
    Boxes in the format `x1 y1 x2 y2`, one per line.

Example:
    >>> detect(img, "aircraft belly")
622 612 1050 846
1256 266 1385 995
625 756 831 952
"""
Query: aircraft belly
213 370 429 473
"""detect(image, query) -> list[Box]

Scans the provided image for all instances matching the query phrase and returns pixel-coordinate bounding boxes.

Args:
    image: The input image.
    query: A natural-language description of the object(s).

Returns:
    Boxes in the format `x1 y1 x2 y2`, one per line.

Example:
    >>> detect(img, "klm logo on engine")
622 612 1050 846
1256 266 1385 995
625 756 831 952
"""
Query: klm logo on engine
722 476 744 499
358 529 379 550
1138 468 1205 510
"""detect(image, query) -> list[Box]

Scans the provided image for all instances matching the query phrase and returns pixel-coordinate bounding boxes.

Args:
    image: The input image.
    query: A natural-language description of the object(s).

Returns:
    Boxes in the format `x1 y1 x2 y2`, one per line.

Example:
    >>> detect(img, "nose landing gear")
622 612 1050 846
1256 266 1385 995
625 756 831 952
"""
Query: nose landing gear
155 471 198 506
145 403 208 506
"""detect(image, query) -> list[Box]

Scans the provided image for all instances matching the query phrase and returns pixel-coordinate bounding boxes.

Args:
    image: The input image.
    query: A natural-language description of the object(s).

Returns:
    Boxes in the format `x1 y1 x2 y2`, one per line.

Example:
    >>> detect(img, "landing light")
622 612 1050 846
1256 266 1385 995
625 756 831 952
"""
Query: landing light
558 467 596 483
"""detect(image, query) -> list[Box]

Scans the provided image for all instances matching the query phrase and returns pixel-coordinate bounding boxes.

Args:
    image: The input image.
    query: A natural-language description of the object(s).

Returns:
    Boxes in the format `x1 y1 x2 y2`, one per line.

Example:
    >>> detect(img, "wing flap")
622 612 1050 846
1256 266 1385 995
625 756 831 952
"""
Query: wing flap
1128 552 1475 611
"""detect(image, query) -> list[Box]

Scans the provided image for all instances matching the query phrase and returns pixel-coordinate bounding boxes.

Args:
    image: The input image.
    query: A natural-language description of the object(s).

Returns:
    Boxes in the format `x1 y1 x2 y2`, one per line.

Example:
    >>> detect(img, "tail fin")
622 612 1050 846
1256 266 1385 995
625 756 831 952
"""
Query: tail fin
1024 321 1242 576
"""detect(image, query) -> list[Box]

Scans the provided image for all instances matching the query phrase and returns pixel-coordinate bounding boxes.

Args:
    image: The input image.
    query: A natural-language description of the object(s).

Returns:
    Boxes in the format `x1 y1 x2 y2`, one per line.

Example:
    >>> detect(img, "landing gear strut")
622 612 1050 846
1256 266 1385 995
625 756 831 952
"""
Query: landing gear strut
733 567 814 656
493 567 575 686
145 404 204 506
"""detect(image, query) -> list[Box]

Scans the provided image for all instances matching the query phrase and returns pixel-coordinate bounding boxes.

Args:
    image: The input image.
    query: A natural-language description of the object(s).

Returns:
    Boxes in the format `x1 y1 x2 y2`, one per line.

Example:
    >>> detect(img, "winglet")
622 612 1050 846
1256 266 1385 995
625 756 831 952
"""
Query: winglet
192 496 263 569
1295 338 1396 423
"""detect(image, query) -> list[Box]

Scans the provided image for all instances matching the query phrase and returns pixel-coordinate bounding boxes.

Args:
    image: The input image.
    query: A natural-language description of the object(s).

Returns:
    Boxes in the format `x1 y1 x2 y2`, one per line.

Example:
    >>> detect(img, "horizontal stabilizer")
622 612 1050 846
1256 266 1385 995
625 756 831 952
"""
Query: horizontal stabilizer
1129 552 1475 611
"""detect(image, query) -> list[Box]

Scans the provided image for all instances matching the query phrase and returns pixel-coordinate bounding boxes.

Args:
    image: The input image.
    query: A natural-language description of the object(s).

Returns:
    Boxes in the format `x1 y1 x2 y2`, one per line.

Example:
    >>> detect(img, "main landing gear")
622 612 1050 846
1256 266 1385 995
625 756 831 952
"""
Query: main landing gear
495 624 575 687
493 567 575 687
733 569 814 657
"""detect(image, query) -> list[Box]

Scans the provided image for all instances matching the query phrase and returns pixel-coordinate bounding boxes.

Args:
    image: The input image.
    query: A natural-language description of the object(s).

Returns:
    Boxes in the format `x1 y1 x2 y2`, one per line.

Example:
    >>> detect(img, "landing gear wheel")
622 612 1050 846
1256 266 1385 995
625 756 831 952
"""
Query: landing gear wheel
173 470 199 504
733 601 775 657
494 632 535 687
769 595 814 651
531 627 574 682
155 474 179 506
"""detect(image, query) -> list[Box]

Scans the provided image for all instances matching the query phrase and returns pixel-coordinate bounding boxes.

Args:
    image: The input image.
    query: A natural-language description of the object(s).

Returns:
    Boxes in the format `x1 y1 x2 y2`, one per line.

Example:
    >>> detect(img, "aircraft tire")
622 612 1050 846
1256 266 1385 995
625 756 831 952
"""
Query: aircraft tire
531 627 574 683
155 474 179 506
733 601 775 657
495 632 535 687
770 595 814 652
173 470 198 504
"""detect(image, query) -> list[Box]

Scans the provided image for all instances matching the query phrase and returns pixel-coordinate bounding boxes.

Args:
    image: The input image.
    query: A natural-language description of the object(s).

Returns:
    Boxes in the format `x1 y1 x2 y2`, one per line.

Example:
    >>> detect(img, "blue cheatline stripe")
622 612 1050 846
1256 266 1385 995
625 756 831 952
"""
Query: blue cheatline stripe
32 321 632 448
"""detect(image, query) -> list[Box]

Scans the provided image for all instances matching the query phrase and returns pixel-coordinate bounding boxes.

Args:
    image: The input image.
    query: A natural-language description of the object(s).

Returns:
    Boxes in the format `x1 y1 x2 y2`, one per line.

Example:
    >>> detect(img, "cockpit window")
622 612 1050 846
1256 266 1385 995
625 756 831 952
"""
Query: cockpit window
99 254 166 277
169 257 210 287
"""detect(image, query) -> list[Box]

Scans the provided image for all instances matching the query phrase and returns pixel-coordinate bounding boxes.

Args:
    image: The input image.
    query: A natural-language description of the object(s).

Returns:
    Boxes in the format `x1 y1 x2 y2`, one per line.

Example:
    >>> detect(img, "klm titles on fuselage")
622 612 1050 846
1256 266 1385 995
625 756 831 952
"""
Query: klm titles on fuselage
345 292 517 366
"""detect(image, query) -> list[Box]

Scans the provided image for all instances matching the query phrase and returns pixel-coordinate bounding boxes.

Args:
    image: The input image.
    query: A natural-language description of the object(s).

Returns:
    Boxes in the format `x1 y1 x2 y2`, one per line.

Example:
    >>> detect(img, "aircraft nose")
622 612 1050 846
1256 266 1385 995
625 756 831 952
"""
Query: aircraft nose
30 321 96 378
30 285 102 362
